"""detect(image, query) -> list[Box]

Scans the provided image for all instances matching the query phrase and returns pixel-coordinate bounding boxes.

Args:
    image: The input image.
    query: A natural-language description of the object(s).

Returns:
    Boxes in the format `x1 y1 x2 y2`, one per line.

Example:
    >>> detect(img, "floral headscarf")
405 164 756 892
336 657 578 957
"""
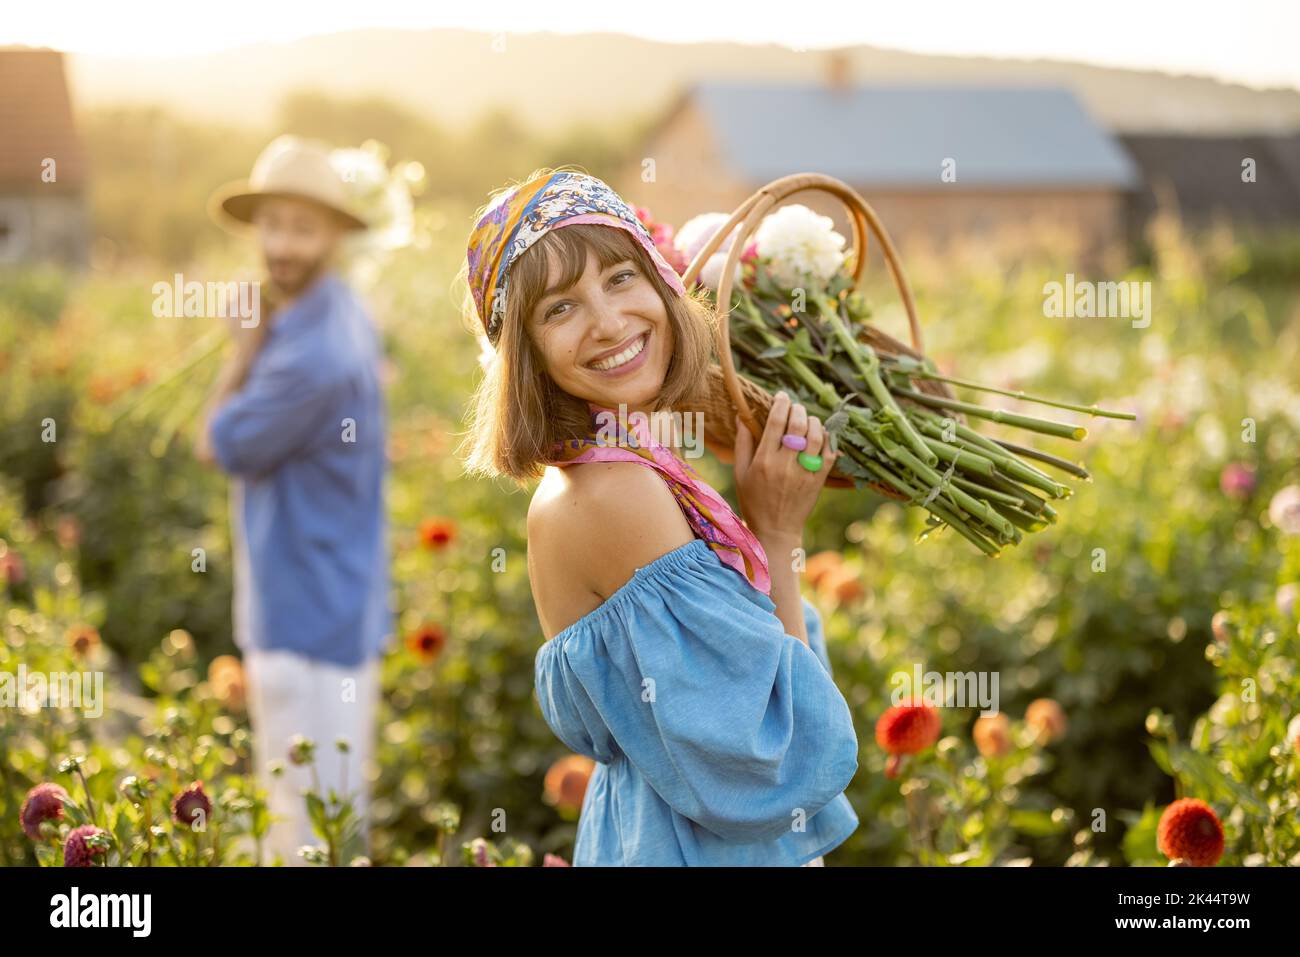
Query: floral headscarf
466 170 685 347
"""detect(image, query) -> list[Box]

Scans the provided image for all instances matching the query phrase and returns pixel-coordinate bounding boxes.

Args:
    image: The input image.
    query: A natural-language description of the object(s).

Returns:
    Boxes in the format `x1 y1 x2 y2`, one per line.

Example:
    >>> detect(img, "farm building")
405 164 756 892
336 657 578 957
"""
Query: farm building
0 48 90 266
619 66 1142 262
1120 133 1300 236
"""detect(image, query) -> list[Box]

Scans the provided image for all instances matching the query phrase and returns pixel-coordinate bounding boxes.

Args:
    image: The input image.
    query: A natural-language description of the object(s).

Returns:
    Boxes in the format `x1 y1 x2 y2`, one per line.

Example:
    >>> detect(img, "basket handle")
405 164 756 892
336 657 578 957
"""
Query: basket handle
680 172 926 442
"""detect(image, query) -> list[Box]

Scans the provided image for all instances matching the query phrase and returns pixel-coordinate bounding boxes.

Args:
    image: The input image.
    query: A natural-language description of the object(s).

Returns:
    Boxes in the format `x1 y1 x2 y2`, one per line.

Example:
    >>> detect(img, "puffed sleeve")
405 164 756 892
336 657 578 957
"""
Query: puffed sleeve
534 539 859 845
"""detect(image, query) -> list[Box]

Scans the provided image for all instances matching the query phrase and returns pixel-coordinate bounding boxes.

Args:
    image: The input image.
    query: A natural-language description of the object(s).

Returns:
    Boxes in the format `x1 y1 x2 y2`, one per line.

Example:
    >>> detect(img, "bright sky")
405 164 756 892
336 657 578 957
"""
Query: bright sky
5 0 1299 90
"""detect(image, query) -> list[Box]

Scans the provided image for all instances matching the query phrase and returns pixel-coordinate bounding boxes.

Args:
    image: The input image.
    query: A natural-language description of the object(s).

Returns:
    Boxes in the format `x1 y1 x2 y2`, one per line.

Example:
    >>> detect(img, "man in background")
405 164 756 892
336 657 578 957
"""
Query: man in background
197 135 391 865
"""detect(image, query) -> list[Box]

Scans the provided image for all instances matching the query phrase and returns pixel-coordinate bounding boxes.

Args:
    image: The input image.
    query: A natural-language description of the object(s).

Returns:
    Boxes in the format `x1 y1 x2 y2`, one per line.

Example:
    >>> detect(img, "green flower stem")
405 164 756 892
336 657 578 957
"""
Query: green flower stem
832 408 1003 546
916 434 1000 478
912 412 1070 499
875 435 1015 541
950 475 1025 507
914 411 1048 484
893 388 1088 441
858 457 1002 556
888 365 1136 419
988 517 1025 545
990 438 1091 480
844 403 1017 540
986 471 1056 519
883 421 1055 522
824 308 937 467
747 323 846 412
952 434 1070 500
992 502 1051 533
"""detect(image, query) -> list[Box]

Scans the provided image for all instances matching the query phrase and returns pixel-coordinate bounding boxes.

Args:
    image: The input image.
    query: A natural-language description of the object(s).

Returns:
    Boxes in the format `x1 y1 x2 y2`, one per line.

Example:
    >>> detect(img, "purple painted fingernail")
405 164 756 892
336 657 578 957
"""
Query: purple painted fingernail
782 434 808 451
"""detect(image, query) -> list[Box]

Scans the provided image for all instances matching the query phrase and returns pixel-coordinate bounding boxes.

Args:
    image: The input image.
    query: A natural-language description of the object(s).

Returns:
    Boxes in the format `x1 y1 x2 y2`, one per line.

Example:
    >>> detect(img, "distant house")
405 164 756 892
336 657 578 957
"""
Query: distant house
1120 133 1300 237
0 49 89 266
621 62 1140 262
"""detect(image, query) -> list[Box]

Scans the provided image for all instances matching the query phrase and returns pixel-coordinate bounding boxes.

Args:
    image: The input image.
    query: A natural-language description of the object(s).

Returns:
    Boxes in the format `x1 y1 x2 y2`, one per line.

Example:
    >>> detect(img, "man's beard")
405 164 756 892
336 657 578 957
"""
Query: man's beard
264 253 328 299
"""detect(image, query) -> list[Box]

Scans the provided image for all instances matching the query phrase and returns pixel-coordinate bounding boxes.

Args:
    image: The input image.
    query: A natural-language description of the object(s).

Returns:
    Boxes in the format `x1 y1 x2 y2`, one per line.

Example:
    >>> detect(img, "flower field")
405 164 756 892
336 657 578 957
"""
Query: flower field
2 203 1298 866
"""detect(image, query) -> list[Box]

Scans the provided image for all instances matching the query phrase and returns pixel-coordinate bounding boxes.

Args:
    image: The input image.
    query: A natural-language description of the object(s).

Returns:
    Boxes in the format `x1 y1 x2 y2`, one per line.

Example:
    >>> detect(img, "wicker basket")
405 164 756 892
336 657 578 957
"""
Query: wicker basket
683 172 955 494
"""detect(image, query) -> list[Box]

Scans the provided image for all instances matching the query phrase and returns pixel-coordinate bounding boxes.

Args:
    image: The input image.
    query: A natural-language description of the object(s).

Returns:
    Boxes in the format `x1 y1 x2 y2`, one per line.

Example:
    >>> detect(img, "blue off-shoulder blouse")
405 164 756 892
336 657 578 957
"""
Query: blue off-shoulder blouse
534 537 860 866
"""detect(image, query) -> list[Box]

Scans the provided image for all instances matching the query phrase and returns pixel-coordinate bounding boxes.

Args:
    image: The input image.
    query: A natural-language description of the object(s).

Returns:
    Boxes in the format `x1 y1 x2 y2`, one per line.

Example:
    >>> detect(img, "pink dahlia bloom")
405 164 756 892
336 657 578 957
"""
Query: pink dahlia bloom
63 824 108 867
20 782 69 840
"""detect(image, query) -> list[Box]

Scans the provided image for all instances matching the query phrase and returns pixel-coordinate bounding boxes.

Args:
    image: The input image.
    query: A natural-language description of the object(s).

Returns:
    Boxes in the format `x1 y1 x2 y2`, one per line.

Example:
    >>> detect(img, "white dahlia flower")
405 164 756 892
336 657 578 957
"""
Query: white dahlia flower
753 204 847 289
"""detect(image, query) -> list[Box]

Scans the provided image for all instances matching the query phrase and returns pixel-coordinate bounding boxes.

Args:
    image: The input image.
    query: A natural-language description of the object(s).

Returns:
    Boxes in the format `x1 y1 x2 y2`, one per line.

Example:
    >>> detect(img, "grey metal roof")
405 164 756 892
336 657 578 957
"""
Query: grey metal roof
690 82 1140 189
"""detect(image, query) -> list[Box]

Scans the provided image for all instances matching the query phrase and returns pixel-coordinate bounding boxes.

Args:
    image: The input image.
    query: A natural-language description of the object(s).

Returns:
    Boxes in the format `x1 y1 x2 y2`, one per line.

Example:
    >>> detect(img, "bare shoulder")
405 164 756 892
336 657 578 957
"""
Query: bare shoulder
529 462 695 603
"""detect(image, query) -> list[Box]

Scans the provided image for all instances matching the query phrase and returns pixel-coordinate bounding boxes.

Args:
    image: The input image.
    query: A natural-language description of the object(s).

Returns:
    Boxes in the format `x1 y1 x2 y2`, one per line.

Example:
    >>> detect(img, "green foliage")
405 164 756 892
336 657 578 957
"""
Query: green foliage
1 188 1297 865
1131 535 1300 865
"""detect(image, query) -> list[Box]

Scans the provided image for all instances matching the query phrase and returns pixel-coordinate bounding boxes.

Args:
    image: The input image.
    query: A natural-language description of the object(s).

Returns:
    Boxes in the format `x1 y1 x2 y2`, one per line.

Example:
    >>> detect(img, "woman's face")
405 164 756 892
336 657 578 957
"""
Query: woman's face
526 245 675 413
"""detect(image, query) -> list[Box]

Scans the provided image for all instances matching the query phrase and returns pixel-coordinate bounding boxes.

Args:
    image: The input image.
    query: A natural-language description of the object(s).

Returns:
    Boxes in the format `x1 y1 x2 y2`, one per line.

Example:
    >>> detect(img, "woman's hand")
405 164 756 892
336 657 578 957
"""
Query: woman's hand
732 391 839 542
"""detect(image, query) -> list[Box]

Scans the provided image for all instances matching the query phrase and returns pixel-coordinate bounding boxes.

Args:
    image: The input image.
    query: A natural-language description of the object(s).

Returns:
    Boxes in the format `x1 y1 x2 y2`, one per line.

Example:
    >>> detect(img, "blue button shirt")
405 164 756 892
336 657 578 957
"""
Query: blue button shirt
534 538 860 866
209 272 391 667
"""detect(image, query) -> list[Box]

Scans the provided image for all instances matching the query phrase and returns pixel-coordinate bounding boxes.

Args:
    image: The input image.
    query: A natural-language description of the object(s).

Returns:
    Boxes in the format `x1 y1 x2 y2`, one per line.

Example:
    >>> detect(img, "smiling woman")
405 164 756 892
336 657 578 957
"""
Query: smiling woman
458 168 856 866
460 200 715 484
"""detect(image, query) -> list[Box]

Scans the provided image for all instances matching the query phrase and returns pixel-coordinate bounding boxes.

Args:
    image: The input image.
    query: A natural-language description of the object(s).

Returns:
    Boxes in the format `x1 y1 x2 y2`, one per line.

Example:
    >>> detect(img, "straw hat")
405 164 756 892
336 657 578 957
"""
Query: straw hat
208 135 368 233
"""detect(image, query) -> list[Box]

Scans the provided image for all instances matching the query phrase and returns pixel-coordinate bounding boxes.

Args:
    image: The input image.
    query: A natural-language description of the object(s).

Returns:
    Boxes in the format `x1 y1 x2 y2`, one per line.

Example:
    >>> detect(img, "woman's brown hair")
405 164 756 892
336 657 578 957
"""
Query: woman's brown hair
458 203 717 487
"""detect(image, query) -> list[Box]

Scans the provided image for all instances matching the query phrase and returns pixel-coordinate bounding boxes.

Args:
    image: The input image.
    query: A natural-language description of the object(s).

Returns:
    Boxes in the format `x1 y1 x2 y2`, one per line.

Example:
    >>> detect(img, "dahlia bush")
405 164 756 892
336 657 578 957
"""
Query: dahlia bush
3 203 1298 866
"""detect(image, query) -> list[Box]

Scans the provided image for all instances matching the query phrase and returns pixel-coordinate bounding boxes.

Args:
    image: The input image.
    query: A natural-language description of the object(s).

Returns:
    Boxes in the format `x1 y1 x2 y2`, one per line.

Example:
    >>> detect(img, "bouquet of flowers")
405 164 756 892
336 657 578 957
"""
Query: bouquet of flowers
641 200 1133 557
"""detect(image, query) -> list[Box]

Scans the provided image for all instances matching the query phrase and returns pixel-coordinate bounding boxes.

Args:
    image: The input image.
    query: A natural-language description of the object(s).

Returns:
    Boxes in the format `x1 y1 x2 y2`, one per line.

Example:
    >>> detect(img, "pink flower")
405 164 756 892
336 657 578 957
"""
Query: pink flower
542 853 571 867
1219 463 1256 500
63 824 108 867
656 238 687 276
21 783 68 840
633 204 687 275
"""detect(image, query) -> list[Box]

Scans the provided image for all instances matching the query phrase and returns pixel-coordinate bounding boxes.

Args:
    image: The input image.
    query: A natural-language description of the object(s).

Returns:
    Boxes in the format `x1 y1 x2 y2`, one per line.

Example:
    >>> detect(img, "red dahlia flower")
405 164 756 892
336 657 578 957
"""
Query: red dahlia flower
875 702 942 756
1157 798 1224 867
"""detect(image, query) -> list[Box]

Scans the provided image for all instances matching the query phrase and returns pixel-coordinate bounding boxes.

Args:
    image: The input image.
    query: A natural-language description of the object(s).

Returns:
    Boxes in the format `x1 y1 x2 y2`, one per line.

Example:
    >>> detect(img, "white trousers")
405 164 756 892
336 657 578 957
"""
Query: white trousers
243 647 381 866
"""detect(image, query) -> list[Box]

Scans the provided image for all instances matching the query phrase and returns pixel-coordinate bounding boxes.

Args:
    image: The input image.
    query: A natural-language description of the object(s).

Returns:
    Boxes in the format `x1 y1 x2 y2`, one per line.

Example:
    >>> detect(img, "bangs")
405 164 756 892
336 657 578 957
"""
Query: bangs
512 223 648 322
